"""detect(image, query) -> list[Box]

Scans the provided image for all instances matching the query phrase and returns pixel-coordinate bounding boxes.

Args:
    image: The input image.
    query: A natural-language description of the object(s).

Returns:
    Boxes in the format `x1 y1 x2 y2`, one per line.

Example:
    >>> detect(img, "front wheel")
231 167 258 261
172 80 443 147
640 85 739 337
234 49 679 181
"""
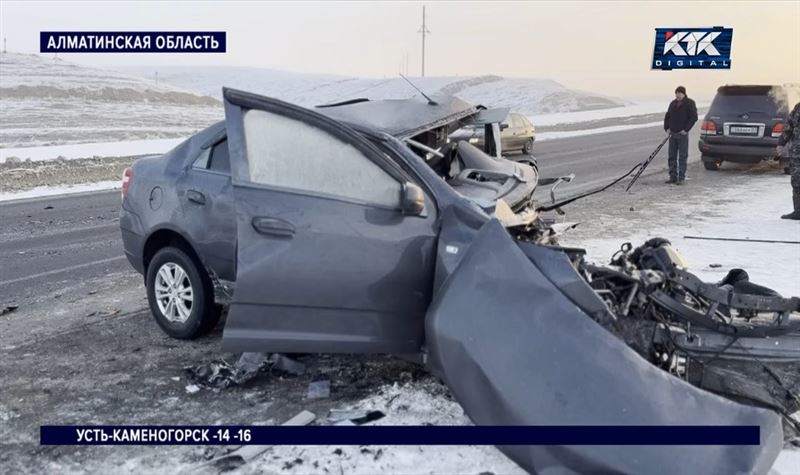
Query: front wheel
702 157 722 171
523 138 534 155
146 246 221 339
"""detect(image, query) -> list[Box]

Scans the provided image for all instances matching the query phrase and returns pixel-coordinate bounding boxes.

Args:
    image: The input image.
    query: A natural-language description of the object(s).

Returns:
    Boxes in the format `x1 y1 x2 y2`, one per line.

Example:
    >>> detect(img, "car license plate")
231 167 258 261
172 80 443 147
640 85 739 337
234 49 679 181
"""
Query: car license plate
730 126 758 135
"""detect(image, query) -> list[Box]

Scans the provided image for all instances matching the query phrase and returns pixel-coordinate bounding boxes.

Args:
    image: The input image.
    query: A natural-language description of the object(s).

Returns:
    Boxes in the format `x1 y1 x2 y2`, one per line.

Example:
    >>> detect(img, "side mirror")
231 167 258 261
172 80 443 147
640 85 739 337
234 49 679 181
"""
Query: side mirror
500 123 509 131
401 182 425 216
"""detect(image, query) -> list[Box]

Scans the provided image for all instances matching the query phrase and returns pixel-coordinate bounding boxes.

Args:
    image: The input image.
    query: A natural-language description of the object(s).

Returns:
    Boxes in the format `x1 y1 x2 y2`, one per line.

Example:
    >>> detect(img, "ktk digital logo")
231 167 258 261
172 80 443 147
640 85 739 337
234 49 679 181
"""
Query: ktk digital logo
652 27 732 70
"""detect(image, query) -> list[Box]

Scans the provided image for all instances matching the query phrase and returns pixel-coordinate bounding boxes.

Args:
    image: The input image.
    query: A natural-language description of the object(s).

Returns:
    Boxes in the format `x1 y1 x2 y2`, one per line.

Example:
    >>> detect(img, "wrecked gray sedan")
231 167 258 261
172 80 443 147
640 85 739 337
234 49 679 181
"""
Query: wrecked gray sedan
121 88 799 474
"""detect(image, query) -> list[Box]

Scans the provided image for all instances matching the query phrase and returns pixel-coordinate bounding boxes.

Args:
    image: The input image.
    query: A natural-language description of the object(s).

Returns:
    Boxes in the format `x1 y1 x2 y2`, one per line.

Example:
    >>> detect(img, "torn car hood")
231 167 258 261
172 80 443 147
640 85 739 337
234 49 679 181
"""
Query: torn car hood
425 217 783 475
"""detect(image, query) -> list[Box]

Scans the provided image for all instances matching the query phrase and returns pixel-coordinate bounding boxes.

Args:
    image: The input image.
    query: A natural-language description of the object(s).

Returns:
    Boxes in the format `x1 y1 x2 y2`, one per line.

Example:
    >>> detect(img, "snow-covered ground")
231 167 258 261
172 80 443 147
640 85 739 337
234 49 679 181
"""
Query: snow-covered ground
260 383 798 475
565 175 800 297
0 52 220 148
534 101 706 127
0 180 120 202
0 137 183 163
254 382 525 475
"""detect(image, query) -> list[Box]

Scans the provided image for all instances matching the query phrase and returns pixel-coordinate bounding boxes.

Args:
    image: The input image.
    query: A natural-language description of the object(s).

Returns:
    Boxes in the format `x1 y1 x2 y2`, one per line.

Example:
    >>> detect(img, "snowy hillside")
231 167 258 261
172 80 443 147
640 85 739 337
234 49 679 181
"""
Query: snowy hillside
121 66 625 115
0 53 628 154
0 53 221 148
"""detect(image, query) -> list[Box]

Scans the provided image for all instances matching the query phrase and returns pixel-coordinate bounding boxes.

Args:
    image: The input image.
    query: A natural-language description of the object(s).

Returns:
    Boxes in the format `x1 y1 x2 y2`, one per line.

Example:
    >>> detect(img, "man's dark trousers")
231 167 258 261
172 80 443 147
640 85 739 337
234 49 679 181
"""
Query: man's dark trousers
667 133 689 181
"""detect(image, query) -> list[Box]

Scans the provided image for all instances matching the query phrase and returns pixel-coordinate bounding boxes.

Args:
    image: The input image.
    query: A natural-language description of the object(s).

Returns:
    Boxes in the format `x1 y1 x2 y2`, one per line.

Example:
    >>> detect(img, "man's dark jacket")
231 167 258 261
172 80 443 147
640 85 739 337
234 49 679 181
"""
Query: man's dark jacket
664 98 698 133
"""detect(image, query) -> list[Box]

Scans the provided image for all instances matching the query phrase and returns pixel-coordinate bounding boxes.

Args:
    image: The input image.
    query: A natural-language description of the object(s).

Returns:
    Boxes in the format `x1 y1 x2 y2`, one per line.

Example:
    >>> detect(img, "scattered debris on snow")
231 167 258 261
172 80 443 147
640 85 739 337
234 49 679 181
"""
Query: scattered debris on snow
269 353 306 376
328 409 386 426
307 380 331 400
203 410 316 471
184 353 308 389
1 305 19 317
236 352 270 379
255 381 525 474
185 354 265 389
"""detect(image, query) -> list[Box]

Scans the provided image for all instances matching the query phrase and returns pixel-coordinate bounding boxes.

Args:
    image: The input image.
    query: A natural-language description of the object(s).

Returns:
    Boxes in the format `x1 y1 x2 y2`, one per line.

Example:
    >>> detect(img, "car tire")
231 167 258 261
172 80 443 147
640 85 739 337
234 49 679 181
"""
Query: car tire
703 158 722 171
523 138 534 155
146 246 221 339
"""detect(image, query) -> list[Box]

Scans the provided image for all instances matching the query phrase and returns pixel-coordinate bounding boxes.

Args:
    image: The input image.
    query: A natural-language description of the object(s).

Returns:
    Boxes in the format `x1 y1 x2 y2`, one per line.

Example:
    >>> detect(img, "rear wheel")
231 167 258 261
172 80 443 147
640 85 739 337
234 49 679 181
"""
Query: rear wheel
702 157 722 171
146 246 221 339
523 138 534 155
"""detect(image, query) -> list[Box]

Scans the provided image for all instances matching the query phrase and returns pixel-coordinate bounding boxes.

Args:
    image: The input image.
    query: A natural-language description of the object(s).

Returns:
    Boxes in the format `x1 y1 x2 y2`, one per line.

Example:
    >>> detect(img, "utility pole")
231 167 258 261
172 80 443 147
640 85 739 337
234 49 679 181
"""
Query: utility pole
418 5 430 77
3 38 6 54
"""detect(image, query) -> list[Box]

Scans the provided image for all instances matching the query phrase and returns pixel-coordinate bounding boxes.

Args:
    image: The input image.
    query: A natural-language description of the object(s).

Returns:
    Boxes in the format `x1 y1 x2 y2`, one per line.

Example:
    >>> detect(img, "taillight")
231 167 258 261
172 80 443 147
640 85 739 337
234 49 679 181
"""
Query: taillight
700 120 717 136
772 122 784 138
121 167 133 200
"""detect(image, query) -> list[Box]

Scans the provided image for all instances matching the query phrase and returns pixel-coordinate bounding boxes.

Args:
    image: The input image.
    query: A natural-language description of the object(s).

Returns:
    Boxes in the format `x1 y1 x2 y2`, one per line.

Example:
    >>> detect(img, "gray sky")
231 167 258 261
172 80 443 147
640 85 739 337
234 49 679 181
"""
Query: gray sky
1 1 799 100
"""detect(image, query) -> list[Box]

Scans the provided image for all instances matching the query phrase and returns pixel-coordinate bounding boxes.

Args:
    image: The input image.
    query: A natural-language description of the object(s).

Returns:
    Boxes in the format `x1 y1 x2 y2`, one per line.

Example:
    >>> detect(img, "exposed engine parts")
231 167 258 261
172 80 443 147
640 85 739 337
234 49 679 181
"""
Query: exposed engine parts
575 238 800 441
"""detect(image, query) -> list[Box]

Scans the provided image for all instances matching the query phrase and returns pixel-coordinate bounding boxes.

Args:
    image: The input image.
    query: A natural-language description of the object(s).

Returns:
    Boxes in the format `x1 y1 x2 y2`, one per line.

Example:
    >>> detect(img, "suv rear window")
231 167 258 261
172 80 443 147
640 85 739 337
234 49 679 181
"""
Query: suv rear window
709 86 788 116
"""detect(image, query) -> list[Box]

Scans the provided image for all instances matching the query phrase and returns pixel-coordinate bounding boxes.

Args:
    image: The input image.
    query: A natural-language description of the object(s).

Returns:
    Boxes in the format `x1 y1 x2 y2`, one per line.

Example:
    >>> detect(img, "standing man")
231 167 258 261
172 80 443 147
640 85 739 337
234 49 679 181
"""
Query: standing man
663 86 698 185
778 101 800 220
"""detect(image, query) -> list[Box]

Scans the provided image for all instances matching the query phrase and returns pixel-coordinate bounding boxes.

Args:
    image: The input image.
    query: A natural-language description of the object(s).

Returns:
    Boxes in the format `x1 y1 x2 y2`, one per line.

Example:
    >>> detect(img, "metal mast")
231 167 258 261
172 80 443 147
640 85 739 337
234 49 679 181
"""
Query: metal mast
418 5 430 77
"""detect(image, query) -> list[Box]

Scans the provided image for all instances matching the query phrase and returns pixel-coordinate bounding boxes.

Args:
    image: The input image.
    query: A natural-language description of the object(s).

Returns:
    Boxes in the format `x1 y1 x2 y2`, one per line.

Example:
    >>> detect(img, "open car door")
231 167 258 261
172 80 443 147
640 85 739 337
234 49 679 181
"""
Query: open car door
221 88 438 354
426 218 783 474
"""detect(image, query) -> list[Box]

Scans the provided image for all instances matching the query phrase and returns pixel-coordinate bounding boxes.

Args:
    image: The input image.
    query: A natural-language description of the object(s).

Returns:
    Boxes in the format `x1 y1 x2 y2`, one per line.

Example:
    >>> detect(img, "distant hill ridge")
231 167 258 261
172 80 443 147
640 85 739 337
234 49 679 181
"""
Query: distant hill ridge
120 65 625 115
0 52 221 147
1 52 220 106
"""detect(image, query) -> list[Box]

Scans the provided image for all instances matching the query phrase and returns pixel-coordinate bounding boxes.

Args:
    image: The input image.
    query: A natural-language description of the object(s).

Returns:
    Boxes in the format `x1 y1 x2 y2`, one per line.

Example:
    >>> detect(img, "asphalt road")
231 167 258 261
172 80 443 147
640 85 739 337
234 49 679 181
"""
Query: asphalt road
0 124 698 308
0 190 129 308
533 125 699 192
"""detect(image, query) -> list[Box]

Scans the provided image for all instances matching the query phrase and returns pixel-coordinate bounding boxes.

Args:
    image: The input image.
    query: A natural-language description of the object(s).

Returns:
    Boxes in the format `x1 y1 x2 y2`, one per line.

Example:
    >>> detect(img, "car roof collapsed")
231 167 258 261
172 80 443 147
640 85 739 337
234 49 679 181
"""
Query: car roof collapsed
193 93 492 146
316 95 482 139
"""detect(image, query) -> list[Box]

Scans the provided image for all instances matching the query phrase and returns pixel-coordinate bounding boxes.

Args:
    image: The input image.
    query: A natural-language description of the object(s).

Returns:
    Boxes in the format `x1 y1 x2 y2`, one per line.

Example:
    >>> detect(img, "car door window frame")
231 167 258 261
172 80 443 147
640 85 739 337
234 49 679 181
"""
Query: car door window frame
225 90 417 211
191 138 231 177
191 147 211 170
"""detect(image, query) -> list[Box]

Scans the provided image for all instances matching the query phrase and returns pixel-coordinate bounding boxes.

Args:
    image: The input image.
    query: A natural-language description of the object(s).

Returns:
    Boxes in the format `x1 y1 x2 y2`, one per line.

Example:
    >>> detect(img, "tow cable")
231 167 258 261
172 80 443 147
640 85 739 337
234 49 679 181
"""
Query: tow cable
537 133 672 212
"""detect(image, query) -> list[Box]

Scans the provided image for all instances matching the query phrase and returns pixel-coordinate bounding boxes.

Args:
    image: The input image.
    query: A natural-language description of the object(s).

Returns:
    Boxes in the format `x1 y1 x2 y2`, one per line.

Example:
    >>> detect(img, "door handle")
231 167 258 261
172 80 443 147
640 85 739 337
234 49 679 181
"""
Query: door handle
186 189 206 205
252 217 295 237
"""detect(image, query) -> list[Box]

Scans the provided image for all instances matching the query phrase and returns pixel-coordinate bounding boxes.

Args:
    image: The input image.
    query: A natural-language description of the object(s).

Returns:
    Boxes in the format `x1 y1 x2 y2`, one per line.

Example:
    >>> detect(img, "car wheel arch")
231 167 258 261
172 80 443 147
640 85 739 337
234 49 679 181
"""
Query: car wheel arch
142 227 204 278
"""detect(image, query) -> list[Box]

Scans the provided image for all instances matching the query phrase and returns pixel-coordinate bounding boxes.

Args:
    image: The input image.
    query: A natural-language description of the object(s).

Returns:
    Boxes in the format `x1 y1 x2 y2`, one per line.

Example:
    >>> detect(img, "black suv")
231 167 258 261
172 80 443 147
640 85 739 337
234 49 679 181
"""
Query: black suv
698 85 789 171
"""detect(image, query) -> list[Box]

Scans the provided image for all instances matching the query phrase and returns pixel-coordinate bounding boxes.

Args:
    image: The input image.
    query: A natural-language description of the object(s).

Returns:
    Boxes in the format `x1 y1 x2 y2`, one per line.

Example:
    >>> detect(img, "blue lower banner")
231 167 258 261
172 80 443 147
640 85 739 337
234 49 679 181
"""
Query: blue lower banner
40 425 761 445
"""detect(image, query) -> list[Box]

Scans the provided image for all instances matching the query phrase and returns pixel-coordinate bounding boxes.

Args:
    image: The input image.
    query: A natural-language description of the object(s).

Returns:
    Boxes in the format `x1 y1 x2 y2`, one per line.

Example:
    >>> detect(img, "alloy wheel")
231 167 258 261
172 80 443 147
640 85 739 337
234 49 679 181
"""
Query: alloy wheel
154 262 194 323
